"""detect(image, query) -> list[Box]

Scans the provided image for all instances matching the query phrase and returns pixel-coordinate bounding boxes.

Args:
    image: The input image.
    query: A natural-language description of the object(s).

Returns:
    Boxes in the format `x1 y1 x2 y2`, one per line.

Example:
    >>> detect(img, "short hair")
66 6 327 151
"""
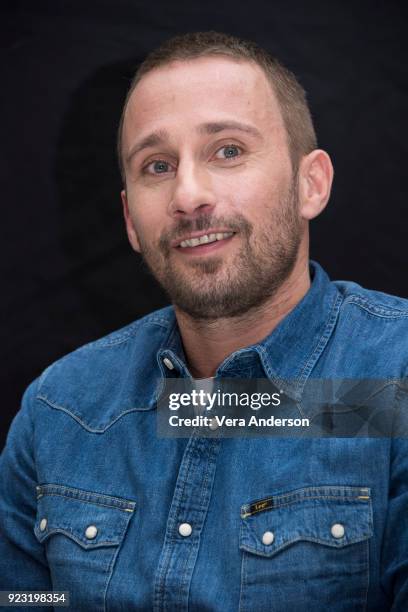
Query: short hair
117 31 317 184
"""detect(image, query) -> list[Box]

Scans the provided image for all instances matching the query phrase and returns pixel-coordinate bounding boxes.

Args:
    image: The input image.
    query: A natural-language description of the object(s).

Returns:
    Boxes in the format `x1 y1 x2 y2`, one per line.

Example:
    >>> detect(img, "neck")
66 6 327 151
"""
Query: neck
174 252 311 379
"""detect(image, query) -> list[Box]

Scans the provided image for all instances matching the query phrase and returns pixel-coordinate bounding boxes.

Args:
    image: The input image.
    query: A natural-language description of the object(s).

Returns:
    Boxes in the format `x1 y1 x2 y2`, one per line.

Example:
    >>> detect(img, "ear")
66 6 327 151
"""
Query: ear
298 150 334 220
121 189 141 253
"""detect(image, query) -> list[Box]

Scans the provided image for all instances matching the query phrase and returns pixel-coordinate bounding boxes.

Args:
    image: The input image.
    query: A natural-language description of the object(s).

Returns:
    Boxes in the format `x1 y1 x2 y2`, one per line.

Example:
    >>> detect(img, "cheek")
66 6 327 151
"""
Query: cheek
221 177 280 222
133 214 162 248
126 190 166 241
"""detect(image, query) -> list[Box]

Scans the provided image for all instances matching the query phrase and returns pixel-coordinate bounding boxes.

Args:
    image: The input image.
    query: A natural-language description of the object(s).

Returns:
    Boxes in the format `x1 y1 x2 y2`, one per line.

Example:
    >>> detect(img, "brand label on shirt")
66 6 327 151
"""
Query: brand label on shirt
242 497 274 517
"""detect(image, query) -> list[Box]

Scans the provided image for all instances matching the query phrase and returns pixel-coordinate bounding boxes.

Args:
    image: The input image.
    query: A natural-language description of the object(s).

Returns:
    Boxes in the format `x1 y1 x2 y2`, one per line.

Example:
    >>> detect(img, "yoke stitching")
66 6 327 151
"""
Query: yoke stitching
37 490 135 510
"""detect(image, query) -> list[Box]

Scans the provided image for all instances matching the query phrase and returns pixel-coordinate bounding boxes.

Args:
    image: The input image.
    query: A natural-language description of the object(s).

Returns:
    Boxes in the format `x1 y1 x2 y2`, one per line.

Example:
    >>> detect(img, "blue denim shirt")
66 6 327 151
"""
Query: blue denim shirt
1 261 408 611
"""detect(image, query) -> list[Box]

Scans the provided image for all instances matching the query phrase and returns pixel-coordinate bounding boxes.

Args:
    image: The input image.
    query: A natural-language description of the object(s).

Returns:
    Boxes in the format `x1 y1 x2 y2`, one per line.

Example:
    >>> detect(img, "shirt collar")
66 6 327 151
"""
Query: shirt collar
157 261 343 401
253 260 343 399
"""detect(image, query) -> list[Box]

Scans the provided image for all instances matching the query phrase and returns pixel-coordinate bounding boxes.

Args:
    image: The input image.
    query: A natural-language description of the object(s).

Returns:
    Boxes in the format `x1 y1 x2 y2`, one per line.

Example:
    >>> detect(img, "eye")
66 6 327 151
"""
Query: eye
143 159 174 175
214 144 242 160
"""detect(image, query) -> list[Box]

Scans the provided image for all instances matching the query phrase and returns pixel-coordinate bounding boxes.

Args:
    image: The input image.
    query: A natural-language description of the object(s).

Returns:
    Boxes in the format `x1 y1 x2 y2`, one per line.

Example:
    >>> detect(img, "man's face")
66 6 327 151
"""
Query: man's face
121 56 303 319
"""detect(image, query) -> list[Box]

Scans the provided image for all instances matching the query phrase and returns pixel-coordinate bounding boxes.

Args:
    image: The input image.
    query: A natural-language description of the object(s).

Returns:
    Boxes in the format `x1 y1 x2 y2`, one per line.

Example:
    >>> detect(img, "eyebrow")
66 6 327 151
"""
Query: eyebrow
125 121 262 166
125 129 169 164
197 120 262 138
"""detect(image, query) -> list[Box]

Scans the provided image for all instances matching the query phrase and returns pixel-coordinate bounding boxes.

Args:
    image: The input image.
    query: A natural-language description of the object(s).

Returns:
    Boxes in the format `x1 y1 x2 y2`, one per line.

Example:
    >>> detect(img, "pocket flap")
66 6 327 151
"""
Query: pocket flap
240 486 372 558
34 484 136 549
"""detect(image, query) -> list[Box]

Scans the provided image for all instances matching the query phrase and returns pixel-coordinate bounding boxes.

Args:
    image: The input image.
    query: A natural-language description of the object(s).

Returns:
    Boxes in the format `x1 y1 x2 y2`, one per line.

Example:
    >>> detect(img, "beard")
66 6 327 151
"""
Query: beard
135 178 302 320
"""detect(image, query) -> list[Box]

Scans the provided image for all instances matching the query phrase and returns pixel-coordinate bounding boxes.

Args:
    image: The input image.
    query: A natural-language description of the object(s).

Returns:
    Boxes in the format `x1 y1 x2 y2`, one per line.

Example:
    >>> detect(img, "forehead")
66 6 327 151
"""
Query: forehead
122 56 285 149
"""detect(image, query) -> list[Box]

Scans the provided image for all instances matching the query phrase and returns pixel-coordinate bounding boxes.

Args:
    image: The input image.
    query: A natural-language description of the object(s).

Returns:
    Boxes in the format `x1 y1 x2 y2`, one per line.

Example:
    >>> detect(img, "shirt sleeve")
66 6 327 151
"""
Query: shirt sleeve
380 383 408 609
0 379 52 598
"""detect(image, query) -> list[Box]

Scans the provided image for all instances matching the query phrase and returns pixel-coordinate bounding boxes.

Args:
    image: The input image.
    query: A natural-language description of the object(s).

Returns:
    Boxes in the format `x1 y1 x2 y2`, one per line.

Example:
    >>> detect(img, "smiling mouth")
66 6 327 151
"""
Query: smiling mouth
177 232 235 249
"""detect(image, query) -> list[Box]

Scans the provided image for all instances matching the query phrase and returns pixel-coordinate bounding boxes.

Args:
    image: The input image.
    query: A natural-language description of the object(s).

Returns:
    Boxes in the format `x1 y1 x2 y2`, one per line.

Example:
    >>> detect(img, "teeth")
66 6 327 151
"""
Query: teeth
179 232 234 248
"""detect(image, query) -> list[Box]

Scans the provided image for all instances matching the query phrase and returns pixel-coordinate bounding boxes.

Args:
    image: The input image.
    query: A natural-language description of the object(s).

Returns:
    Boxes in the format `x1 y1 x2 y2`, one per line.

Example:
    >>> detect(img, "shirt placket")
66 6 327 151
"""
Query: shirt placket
153 432 221 611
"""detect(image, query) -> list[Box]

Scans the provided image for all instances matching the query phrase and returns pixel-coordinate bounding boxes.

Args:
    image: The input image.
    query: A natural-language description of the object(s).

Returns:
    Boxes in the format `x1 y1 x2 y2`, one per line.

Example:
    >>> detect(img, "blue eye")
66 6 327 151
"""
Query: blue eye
144 160 172 175
224 146 239 158
152 160 169 173
216 145 241 159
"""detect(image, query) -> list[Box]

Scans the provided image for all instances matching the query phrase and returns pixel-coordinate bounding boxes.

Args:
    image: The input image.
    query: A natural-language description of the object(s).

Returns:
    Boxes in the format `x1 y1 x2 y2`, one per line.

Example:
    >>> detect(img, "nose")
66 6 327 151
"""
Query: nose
168 160 216 217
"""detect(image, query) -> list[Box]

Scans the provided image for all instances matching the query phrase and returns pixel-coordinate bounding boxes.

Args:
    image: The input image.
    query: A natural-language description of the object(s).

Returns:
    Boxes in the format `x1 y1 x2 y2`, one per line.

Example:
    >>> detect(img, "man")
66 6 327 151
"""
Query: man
0 31 407 611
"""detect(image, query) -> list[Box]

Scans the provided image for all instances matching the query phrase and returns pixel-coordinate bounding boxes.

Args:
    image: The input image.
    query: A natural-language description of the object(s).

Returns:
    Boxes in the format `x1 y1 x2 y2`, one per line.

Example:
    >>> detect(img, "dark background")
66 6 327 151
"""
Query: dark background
1 1 407 450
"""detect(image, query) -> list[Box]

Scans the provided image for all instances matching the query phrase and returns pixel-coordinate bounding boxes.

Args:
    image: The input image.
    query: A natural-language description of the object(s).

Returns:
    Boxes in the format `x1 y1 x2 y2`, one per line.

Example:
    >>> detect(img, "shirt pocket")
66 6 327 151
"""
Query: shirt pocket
34 484 135 612
239 486 372 612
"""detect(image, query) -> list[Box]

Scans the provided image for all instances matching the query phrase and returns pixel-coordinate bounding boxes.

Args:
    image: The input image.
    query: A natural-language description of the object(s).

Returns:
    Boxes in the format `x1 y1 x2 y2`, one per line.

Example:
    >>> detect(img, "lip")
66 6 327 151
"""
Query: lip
171 229 236 248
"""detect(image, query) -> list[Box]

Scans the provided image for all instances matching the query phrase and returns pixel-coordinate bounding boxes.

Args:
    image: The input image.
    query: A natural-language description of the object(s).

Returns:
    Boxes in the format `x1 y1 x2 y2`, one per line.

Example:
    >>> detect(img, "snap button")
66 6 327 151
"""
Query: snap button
39 518 47 532
262 531 274 545
208 418 218 431
178 522 192 537
85 525 98 540
331 523 345 539
163 357 174 370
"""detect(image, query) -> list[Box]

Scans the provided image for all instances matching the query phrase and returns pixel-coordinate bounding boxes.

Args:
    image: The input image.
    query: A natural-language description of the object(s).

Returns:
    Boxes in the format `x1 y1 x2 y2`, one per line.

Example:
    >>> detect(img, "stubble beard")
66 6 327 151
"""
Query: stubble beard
136 179 302 320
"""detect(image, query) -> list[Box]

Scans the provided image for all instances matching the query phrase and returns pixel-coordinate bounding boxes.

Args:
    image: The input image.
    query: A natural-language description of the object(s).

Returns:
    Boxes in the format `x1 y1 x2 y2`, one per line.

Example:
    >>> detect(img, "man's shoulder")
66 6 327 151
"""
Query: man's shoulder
30 306 175 424
43 305 174 370
334 278 408 319
324 277 408 377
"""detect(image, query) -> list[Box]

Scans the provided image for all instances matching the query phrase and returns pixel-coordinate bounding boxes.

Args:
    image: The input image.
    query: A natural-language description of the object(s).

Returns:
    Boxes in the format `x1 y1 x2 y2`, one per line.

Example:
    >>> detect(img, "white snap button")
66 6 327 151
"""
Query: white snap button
163 357 174 370
208 418 218 431
39 518 47 532
85 525 98 540
262 531 274 545
331 523 345 539
178 522 192 537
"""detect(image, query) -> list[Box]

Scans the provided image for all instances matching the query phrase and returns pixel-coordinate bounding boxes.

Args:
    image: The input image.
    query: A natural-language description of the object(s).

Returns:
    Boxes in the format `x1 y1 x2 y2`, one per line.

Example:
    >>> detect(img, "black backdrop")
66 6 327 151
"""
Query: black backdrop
1 1 407 449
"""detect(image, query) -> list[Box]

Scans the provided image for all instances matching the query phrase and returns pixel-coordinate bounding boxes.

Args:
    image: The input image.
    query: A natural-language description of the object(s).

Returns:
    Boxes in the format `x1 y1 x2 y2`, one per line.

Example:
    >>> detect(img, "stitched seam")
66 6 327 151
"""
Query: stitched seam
217 347 258 373
241 497 370 517
37 492 135 511
153 433 198 610
103 508 135 612
37 486 136 508
241 487 371 513
344 296 408 318
246 349 289 395
241 496 370 515
298 292 343 384
240 533 372 557
245 484 370 500
36 396 151 432
179 540 196 608
238 546 247 612
161 317 182 356
36 528 119 548
176 439 214 609
362 537 370 612
177 438 218 609
256 290 343 394
172 438 221 610
36 316 172 392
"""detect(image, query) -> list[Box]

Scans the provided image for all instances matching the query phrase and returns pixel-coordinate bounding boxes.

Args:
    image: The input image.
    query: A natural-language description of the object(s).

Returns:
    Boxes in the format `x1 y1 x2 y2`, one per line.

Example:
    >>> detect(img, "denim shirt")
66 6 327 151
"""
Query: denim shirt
1 261 408 611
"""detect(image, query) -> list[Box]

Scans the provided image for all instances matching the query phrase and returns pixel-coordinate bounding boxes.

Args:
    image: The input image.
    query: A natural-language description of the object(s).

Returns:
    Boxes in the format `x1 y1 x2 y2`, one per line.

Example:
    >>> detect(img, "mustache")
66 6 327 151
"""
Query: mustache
158 214 253 252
